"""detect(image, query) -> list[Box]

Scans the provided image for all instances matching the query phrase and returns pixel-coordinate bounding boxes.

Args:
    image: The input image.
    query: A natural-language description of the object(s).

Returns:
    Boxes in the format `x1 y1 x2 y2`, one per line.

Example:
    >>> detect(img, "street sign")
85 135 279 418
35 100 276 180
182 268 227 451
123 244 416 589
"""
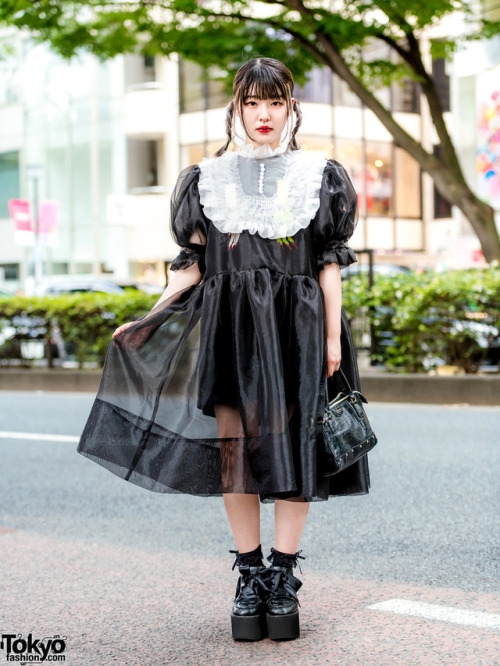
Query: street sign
8 198 60 247
8 199 34 246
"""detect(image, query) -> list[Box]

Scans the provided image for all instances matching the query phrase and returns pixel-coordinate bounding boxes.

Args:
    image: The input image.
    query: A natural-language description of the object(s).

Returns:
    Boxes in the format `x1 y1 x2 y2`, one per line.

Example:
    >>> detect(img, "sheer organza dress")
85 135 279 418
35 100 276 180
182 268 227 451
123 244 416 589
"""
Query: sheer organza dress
78 147 370 502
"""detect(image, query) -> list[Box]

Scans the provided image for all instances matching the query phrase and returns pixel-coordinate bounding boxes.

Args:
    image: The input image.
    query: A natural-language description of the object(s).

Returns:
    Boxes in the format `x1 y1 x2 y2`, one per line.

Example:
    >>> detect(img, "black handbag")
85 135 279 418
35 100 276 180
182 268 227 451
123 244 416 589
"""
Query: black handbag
319 368 377 477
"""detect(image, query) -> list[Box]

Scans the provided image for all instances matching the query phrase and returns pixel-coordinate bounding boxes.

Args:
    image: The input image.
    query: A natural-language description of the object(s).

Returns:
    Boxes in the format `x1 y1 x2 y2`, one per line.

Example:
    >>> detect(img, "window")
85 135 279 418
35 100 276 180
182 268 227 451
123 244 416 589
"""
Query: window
334 139 365 215
392 78 420 113
365 142 392 216
0 152 20 218
127 139 159 191
294 67 333 104
334 75 361 108
181 142 226 168
179 60 230 113
298 136 334 156
394 148 421 218
433 145 452 218
0 263 19 281
432 58 450 112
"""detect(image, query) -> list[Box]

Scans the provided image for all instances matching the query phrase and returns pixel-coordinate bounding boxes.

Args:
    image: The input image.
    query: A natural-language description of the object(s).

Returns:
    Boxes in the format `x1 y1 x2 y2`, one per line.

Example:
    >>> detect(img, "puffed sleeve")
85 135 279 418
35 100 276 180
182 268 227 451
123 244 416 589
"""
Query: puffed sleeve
312 159 358 271
169 165 209 275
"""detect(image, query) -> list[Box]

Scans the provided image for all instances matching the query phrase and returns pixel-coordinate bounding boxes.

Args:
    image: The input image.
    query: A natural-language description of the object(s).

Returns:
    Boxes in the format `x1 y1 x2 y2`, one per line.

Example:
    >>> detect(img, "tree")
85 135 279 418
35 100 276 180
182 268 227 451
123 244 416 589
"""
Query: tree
2 0 500 261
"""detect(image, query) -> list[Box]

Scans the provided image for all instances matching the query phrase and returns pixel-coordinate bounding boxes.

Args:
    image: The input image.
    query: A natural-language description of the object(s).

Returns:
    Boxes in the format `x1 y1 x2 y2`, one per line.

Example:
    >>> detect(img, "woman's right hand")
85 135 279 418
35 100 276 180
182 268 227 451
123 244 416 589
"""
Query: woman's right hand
112 321 135 338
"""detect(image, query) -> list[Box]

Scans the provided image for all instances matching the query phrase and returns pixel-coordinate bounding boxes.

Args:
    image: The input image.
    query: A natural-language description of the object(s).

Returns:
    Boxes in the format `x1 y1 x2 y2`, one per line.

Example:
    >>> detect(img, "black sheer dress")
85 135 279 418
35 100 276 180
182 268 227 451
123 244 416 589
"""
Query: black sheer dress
77 154 370 502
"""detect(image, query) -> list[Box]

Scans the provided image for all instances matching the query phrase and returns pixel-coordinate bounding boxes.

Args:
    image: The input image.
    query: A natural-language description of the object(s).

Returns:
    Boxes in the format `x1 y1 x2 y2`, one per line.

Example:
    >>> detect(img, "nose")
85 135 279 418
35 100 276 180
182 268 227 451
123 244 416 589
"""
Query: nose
258 103 271 121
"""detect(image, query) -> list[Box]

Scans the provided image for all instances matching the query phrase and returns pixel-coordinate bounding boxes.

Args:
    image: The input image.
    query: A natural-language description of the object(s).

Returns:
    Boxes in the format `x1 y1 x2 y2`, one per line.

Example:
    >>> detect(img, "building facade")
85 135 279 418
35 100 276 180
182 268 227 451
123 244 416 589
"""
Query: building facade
0 30 490 291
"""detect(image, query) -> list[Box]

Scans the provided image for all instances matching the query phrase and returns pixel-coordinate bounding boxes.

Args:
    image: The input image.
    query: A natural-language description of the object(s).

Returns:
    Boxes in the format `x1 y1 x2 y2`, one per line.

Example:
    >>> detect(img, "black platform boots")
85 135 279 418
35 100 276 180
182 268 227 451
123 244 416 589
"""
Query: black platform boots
230 545 270 641
264 547 305 640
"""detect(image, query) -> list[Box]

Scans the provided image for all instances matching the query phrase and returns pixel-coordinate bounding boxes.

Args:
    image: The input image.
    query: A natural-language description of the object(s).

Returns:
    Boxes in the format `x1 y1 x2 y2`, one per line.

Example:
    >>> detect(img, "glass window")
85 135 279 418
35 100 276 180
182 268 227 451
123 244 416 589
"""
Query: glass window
207 65 230 110
127 140 159 191
298 136 334 157
0 263 20 281
394 148 421 218
365 142 392 216
0 152 20 218
363 42 391 108
392 78 420 113
334 74 361 108
433 145 452 218
294 67 332 104
179 60 230 113
432 58 450 112
179 60 205 113
334 139 365 215
181 142 225 169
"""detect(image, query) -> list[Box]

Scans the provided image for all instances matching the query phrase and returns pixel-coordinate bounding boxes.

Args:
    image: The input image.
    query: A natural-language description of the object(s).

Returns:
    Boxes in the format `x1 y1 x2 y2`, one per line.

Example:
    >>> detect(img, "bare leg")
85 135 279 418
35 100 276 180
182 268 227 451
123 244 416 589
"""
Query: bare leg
274 499 310 554
223 493 261 552
216 404 261 553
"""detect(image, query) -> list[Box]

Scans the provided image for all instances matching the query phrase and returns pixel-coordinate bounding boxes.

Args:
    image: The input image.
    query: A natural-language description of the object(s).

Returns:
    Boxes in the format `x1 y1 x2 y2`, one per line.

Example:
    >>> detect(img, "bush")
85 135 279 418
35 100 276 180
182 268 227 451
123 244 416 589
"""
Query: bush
0 291 157 368
342 265 500 373
1 267 499 372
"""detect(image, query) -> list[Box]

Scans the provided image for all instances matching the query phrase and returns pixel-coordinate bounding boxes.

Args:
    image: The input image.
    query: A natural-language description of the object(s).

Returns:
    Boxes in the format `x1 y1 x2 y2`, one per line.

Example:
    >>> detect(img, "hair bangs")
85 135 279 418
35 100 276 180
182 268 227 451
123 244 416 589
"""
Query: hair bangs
238 67 290 103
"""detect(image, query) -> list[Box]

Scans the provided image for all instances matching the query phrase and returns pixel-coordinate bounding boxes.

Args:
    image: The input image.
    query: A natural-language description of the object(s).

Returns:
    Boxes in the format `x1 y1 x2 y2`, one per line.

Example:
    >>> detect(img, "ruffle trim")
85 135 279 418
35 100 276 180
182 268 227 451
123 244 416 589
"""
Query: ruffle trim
317 244 358 270
198 150 326 240
237 142 288 159
170 248 206 274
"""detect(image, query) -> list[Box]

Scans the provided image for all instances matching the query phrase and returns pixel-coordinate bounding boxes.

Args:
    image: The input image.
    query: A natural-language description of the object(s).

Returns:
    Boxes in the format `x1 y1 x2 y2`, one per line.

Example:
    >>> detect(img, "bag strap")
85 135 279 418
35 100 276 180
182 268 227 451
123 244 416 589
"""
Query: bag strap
325 367 353 406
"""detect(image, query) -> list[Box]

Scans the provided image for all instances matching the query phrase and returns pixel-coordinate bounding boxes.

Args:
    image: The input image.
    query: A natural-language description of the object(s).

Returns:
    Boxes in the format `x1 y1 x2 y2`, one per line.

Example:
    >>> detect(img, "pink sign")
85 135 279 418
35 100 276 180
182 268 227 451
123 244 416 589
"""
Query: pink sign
38 200 59 233
8 199 33 232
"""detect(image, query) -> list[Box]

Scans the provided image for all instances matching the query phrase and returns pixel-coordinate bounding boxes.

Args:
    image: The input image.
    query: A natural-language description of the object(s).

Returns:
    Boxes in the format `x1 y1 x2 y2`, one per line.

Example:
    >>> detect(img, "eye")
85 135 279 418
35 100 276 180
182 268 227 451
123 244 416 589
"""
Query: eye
272 101 283 106
244 100 257 106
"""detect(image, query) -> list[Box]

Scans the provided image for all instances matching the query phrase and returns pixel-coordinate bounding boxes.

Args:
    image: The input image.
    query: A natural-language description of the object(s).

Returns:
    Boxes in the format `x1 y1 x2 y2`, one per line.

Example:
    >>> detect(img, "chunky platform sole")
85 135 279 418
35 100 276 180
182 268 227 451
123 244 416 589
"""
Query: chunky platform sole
231 611 267 641
266 609 300 640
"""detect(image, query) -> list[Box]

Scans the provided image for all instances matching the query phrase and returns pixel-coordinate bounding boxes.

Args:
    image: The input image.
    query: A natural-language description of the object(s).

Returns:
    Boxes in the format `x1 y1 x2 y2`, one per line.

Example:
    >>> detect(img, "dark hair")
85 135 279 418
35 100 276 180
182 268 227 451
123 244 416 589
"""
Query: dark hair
215 57 302 157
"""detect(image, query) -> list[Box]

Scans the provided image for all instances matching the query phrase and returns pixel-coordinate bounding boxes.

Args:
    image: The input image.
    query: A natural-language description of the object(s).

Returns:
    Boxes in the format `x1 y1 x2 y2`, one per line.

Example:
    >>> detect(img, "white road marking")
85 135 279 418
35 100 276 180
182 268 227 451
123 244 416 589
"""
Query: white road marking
368 599 500 630
0 431 79 443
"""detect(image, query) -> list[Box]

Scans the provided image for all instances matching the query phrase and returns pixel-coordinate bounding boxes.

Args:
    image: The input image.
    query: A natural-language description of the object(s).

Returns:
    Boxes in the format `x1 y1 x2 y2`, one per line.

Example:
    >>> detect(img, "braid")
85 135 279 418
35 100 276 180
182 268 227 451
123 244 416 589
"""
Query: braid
214 100 235 157
289 99 302 151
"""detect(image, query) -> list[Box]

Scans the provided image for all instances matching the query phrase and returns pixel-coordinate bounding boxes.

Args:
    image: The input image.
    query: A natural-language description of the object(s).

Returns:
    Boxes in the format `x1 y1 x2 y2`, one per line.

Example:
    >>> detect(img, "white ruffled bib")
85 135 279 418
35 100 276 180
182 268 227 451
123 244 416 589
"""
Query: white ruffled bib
198 149 327 240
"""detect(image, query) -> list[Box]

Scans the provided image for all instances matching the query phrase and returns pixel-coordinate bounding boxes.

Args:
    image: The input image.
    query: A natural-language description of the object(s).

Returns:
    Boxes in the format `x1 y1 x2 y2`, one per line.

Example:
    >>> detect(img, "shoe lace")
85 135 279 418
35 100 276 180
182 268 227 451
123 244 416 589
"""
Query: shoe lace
234 567 271 600
265 568 301 607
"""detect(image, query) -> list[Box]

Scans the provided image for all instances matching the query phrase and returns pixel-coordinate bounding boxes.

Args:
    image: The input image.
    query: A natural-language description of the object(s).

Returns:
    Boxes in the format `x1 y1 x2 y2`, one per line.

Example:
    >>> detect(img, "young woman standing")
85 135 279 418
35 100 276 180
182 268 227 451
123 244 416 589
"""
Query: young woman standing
78 57 370 642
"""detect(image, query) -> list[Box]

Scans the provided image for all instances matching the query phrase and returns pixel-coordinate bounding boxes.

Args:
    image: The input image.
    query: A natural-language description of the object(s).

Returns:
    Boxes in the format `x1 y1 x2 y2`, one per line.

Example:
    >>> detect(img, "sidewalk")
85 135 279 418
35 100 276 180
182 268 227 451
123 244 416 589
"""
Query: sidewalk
0 367 498 404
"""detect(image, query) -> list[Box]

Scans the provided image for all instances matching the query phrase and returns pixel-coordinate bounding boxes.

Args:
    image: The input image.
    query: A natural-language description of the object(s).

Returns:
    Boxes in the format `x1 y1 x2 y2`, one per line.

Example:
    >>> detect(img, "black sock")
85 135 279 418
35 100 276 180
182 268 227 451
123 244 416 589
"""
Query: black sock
230 544 264 569
267 547 303 569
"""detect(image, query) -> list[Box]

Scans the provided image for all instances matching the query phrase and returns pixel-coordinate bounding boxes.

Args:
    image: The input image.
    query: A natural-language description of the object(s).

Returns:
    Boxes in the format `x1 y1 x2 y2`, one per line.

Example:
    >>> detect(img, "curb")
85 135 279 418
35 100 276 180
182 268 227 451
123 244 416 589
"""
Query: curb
0 368 499 405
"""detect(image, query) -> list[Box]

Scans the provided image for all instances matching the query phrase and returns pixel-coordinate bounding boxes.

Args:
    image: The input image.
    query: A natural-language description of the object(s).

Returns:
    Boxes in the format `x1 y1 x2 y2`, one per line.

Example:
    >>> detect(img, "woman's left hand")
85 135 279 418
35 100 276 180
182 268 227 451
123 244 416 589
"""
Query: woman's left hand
326 336 341 377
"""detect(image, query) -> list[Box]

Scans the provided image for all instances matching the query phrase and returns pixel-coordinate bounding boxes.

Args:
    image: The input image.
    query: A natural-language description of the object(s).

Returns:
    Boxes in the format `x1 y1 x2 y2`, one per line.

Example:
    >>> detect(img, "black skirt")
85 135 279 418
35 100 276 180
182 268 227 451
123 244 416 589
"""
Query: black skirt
78 228 370 502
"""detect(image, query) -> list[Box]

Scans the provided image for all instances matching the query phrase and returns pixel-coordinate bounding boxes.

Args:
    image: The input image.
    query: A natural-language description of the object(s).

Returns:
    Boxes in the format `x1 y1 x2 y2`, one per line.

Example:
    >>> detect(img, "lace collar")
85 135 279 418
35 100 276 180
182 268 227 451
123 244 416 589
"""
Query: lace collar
237 142 288 160
198 149 326 240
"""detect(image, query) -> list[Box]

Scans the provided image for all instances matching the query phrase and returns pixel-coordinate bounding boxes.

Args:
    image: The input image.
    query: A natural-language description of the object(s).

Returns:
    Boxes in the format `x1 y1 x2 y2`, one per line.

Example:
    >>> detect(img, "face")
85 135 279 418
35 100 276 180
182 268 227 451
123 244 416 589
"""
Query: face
239 96 291 150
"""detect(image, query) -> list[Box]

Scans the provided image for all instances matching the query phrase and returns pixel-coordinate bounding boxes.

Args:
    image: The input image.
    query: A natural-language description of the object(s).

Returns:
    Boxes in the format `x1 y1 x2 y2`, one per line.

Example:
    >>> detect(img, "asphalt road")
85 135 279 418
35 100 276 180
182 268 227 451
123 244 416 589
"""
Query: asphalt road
1 392 499 665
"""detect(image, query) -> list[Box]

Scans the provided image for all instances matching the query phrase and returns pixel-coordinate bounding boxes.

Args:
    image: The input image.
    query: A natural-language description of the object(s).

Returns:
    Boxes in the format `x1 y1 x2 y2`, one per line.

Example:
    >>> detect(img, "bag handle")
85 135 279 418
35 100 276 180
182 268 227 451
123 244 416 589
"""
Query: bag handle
325 367 352 405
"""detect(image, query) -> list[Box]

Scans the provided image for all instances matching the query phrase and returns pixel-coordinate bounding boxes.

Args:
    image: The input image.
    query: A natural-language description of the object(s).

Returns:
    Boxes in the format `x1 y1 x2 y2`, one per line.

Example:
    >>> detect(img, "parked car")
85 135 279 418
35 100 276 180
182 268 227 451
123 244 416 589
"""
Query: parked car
341 263 411 281
35 275 125 296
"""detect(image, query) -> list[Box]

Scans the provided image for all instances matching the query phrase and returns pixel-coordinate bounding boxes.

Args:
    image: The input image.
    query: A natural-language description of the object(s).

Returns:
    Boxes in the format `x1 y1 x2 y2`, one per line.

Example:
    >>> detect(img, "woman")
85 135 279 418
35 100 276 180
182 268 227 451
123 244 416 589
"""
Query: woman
78 57 370 642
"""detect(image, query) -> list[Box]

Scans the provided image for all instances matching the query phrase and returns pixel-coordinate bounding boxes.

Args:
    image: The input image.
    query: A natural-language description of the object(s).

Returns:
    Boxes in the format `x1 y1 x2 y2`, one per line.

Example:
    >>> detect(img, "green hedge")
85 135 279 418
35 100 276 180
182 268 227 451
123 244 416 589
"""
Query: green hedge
0 267 499 372
0 291 157 368
342 265 500 373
